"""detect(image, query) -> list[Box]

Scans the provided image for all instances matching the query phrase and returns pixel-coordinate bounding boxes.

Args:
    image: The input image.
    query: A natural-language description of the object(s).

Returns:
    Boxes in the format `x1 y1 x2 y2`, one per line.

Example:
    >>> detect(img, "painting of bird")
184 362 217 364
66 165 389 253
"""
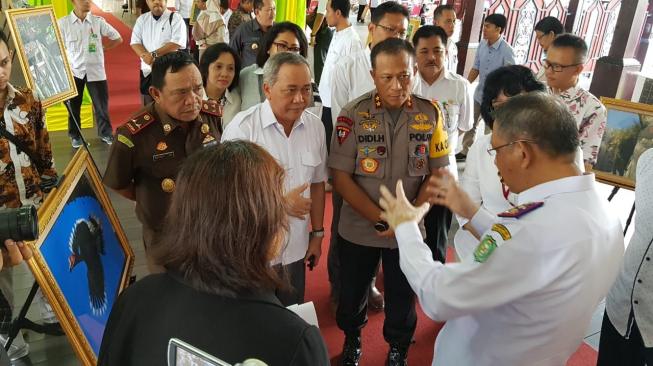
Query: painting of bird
68 214 107 316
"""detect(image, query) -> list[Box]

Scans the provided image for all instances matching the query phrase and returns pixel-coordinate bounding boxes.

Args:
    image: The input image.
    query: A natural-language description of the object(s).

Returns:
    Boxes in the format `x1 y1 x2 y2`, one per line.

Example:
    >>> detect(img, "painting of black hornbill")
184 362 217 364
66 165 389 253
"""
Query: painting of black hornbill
68 214 107 316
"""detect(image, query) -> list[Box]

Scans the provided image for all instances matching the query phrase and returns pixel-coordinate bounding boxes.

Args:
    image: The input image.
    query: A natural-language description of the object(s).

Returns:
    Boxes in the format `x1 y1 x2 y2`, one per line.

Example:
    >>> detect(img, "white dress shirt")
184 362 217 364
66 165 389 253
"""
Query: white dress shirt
413 70 472 176
606 148 653 346
446 38 458 73
175 0 193 18
222 100 328 265
455 134 587 260
58 12 121 81
330 47 374 125
130 10 187 76
318 26 363 107
395 173 624 366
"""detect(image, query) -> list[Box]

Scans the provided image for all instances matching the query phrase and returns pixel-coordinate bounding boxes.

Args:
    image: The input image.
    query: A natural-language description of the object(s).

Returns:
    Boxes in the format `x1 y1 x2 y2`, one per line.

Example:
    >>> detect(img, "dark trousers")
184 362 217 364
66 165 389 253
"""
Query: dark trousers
321 106 333 154
69 76 113 139
357 4 365 21
424 204 452 262
327 191 343 300
336 235 416 345
275 259 306 306
597 311 653 365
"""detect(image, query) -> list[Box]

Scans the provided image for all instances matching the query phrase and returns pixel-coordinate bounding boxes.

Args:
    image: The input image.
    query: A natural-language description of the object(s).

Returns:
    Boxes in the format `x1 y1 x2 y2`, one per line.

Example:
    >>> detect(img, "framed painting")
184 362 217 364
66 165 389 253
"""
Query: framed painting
189 0 201 26
593 98 653 189
27 148 134 365
4 6 77 108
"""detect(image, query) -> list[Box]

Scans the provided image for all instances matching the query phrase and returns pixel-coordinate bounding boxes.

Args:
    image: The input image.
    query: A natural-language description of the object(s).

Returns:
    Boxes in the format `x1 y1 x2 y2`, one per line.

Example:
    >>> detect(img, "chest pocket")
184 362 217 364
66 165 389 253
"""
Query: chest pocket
244 38 261 54
300 152 321 183
150 149 183 179
354 140 387 178
443 103 460 132
65 35 81 54
407 118 434 177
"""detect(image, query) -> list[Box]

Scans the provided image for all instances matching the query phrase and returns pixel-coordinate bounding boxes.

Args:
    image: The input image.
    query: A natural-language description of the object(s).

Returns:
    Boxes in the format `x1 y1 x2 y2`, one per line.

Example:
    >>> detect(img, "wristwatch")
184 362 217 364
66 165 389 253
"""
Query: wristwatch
150 50 158 59
310 229 325 238
374 220 389 232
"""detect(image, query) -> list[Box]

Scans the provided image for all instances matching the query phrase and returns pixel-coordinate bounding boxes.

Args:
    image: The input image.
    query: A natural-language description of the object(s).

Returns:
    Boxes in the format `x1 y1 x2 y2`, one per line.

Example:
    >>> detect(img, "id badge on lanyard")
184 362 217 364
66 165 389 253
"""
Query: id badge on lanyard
88 31 98 53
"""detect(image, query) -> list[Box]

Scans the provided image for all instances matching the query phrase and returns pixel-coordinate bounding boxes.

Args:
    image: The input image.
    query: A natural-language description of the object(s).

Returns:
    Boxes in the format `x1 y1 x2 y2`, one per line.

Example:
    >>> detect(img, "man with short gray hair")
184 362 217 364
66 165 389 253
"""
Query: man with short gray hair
222 52 327 306
379 92 624 365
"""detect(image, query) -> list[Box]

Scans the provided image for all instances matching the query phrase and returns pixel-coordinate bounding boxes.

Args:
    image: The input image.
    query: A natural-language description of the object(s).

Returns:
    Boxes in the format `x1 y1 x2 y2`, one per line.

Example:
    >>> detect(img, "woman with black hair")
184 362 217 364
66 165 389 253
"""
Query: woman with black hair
454 65 546 259
238 21 308 110
198 43 242 128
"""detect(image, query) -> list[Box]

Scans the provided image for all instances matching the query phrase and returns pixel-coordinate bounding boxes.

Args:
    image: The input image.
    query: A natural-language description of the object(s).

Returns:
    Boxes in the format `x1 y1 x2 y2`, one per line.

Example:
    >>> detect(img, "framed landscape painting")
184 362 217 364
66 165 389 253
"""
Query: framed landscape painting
5 6 77 108
27 149 134 365
594 98 653 189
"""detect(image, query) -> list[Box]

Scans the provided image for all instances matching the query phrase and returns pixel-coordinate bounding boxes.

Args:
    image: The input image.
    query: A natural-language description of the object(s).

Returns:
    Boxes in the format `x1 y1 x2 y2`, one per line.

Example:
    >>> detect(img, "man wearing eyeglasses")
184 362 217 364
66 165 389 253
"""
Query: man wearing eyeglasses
327 0 409 325
229 0 275 67
412 25 472 264
222 52 327 307
380 92 623 366
545 34 607 168
329 38 449 366
433 4 458 74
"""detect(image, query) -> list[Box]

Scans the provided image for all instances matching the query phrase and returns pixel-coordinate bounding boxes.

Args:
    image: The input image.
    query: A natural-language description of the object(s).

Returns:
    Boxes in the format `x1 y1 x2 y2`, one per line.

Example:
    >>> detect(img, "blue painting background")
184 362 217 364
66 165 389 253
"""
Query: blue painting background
40 174 126 356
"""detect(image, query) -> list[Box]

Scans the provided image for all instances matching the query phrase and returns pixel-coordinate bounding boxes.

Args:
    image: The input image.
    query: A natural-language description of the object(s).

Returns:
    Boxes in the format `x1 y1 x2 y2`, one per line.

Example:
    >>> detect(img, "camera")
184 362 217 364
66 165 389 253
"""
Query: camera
0 205 39 243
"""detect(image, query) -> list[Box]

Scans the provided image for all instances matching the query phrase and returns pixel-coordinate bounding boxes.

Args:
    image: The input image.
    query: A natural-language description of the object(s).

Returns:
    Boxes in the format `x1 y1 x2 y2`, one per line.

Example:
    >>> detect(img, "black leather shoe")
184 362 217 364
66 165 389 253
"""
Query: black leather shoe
341 334 362 366
386 343 409 366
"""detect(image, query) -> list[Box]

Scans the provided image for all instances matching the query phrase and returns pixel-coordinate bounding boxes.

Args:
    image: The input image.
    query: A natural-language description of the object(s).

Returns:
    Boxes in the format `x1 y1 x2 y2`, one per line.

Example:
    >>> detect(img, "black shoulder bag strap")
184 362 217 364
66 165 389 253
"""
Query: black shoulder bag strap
0 118 47 172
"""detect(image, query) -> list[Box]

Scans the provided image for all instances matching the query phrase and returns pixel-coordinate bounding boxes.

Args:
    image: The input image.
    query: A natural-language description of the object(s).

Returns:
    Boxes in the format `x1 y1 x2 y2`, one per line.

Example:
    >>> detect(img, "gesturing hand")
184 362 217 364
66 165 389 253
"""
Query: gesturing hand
426 168 479 220
379 180 430 230
286 183 312 219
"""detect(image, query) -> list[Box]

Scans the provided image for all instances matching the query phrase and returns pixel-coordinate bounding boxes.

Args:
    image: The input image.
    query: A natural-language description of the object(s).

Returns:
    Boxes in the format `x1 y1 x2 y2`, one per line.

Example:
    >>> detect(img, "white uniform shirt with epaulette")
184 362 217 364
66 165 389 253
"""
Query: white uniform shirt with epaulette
394 173 624 366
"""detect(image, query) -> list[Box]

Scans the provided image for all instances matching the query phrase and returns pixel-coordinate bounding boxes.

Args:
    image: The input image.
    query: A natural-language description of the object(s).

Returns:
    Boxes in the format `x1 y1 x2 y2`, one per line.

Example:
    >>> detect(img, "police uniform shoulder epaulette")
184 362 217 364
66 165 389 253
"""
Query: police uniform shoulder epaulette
343 91 375 113
497 201 544 219
123 111 156 135
200 100 221 116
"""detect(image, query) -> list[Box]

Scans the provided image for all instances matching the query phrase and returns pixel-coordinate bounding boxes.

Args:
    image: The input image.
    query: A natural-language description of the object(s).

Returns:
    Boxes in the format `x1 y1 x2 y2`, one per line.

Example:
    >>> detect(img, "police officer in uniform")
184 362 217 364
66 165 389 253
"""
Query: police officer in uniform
103 52 222 273
328 38 449 366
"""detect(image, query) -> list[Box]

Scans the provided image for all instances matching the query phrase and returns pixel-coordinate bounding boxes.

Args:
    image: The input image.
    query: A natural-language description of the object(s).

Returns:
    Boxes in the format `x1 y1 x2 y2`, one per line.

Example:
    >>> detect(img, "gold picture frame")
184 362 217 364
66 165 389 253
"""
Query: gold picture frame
189 0 201 26
27 148 134 365
593 97 653 189
4 6 78 108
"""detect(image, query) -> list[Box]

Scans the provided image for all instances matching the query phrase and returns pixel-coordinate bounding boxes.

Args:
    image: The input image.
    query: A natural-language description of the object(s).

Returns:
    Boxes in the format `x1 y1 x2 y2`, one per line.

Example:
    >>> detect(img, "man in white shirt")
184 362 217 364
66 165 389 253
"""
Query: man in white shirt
131 0 187 104
412 25 471 263
222 52 327 306
545 34 607 168
379 92 624 366
59 0 123 148
330 1 409 125
327 0 409 313
432 5 458 74
319 0 363 149
175 0 193 48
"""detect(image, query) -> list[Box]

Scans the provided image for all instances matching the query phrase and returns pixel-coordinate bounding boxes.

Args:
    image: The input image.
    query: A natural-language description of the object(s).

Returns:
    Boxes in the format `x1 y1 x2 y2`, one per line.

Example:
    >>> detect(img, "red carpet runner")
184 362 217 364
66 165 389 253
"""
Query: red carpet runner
94 4 599 364
91 3 142 130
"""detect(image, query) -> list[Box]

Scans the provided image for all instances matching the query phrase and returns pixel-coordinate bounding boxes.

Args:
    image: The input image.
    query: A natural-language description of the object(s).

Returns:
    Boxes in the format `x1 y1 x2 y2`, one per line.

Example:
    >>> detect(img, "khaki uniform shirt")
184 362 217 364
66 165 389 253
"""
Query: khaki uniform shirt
103 102 222 233
328 91 450 248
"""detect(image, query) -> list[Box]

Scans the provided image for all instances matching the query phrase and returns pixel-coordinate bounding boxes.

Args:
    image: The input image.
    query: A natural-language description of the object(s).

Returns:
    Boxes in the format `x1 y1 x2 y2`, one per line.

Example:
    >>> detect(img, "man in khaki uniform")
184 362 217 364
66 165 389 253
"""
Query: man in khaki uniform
103 52 222 273
328 38 449 366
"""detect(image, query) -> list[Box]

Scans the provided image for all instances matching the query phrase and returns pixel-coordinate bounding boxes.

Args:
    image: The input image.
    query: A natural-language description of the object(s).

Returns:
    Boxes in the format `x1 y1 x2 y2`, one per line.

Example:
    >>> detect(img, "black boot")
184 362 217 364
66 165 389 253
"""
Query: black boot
386 343 409 366
341 334 362 366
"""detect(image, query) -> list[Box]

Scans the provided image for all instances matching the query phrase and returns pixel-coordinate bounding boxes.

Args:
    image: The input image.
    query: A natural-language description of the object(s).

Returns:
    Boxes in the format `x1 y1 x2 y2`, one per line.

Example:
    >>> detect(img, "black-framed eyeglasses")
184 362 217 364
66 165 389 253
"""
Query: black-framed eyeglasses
375 23 407 39
542 59 583 72
272 42 301 53
487 139 538 157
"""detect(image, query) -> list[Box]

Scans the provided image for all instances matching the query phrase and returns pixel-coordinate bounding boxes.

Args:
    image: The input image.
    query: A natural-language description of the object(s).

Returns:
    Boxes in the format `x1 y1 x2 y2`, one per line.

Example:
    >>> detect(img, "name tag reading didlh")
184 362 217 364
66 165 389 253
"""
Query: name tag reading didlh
152 151 175 161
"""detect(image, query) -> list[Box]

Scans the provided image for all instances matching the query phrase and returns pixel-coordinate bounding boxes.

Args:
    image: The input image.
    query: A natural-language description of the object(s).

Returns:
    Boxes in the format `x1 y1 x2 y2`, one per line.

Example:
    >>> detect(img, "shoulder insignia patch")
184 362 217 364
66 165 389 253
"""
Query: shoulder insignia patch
491 223 511 240
337 116 354 127
474 235 497 263
498 202 544 218
124 112 155 134
117 134 134 148
201 100 222 116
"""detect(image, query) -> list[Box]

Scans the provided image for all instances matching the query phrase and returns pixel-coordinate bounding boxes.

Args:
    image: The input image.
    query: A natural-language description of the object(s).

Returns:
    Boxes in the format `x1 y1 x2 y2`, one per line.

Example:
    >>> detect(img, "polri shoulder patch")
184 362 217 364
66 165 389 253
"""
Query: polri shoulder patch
497 202 544 218
124 111 155 134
